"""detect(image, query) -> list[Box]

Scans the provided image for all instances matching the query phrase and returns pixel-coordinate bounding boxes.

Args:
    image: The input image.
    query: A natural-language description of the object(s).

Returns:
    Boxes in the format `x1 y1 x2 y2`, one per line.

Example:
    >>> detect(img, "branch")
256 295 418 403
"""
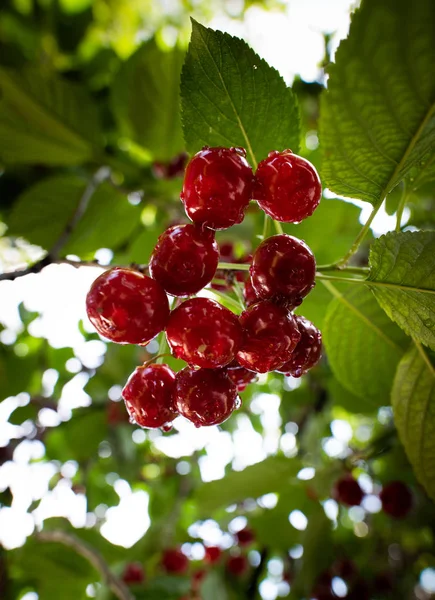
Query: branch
36 530 134 600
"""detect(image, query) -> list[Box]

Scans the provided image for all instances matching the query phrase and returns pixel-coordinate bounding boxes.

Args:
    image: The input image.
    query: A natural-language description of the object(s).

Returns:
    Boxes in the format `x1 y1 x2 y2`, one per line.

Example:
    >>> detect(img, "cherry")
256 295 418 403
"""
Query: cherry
236 526 255 546
122 563 144 585
107 401 129 425
333 474 364 506
204 546 222 564
86 267 170 345
181 146 254 230
166 298 243 369
312 572 334 600
276 315 322 377
122 363 177 429
237 301 301 373
332 558 356 581
226 360 258 392
243 276 259 307
380 481 412 519
254 150 321 223
192 569 206 592
153 152 188 179
250 234 315 308
226 555 249 576
175 367 238 427
161 548 189 574
150 224 219 296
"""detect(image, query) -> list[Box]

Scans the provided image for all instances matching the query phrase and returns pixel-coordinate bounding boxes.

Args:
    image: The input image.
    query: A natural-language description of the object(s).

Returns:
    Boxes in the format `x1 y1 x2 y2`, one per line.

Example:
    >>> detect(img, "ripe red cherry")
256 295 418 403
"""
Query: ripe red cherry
175 367 238 427
181 146 254 230
227 555 249 576
380 481 412 519
243 276 259 307
236 526 255 546
122 363 177 429
254 150 321 223
237 301 301 373
161 548 189 574
149 224 218 296
250 234 316 308
226 360 258 392
333 474 364 506
86 268 169 345
276 316 322 377
153 152 188 179
204 546 222 564
122 563 144 585
166 298 243 369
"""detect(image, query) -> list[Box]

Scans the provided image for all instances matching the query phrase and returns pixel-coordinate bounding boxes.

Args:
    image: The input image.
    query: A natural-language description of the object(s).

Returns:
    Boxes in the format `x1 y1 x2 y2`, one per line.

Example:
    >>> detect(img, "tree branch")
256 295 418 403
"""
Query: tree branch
36 530 134 600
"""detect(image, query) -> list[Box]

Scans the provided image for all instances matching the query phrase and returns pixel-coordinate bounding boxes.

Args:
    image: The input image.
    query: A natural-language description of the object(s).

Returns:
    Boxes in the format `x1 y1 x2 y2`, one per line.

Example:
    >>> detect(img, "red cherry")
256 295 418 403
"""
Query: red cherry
380 481 412 519
122 563 144 585
153 152 188 179
276 316 322 377
333 474 365 506
237 301 301 373
312 572 334 600
226 360 258 391
243 276 259 307
161 548 189 574
166 298 243 369
250 234 316 308
181 146 254 230
204 546 222 564
254 150 321 223
226 555 249 576
236 526 255 546
150 224 219 296
332 558 356 581
175 367 238 427
192 569 206 591
122 363 177 429
107 401 129 425
86 268 169 345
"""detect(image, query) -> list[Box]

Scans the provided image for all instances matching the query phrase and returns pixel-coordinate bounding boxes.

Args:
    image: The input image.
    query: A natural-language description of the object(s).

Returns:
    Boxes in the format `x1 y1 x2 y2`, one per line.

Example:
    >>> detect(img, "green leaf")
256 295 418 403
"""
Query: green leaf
328 377 378 415
45 409 107 462
0 66 102 165
181 20 300 168
323 285 408 403
368 231 435 350
7 175 141 257
111 39 185 161
320 0 435 205
194 455 300 516
392 344 435 501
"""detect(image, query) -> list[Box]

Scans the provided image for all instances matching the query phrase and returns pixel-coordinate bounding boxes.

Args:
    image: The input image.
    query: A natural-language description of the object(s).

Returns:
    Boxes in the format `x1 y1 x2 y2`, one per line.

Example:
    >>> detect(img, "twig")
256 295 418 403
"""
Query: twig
36 530 134 600
247 547 268 599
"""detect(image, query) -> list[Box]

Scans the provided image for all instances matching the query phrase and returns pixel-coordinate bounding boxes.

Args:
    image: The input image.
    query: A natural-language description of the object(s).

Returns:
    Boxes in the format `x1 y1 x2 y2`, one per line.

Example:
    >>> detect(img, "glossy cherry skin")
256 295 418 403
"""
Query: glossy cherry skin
236 527 255 546
204 546 222 564
166 298 243 369
181 146 254 230
175 367 238 427
333 474 364 506
227 555 248 576
380 481 412 519
254 150 321 223
243 276 259 307
86 268 170 345
161 548 189 574
237 301 301 373
226 360 258 391
276 316 322 377
122 563 145 585
122 363 177 429
150 224 219 296
250 234 316 308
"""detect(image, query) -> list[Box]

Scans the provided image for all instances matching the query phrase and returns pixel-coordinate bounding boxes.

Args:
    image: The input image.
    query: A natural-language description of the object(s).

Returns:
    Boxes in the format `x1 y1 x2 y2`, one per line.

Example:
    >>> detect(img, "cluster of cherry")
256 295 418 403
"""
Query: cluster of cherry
86 146 322 430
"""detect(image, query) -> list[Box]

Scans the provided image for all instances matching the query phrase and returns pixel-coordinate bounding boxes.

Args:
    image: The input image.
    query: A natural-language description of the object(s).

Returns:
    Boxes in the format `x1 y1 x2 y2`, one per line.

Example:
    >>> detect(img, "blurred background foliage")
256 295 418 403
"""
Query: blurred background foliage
0 1 435 600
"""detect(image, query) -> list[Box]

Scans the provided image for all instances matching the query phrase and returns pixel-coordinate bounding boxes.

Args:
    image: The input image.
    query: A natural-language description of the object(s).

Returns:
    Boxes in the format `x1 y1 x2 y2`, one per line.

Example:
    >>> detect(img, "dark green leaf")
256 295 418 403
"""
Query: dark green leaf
392 344 435 501
181 20 299 168
323 286 408 403
0 66 102 165
320 0 435 205
111 39 185 161
368 231 435 350
45 409 107 462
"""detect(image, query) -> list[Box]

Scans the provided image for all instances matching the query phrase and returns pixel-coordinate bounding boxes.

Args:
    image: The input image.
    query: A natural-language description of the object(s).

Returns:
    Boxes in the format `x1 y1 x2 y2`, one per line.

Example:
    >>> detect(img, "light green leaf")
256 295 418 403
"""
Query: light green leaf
323 285 408 403
194 455 300 516
181 20 299 168
7 175 141 257
368 231 435 350
392 344 435 501
0 66 102 165
320 0 435 205
111 39 185 161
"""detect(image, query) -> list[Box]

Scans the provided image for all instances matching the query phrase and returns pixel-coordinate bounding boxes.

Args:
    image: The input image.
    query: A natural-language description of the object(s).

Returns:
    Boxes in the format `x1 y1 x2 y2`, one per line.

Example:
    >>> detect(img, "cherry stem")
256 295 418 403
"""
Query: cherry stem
156 333 169 364
144 352 172 367
335 200 384 267
218 262 249 271
273 220 284 235
210 288 243 311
